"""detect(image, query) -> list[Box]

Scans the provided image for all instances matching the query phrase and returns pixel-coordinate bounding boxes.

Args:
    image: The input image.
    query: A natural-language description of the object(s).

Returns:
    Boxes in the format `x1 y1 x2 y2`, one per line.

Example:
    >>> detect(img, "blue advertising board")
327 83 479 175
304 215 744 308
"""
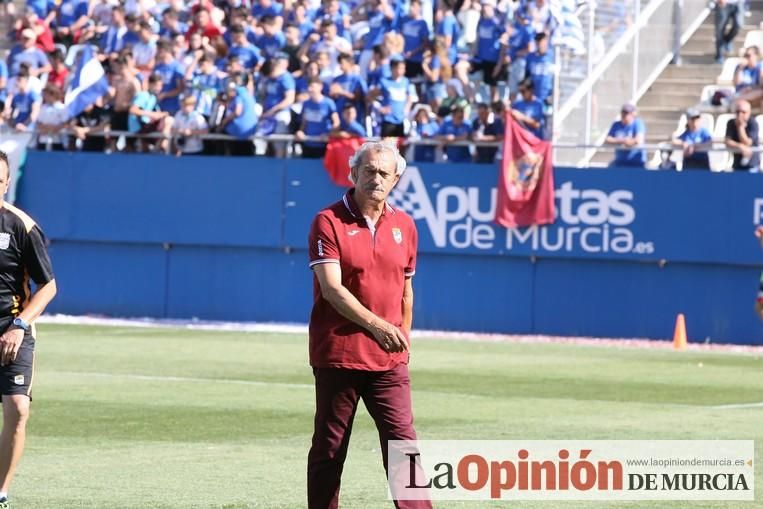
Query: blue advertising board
17 152 763 344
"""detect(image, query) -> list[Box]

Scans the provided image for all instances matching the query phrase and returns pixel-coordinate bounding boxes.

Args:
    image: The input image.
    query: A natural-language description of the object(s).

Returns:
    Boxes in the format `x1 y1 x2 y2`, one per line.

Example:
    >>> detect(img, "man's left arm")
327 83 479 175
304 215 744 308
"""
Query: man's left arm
401 277 413 335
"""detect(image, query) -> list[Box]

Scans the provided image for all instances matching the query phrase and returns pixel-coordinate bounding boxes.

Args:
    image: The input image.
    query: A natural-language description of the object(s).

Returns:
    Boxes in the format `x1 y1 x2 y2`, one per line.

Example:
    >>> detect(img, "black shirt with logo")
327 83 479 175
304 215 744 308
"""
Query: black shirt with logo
0 204 54 321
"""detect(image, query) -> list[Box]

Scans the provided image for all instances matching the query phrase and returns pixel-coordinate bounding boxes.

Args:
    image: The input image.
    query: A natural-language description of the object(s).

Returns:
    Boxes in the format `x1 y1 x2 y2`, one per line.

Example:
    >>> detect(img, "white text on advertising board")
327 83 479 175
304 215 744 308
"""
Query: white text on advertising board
388 167 655 254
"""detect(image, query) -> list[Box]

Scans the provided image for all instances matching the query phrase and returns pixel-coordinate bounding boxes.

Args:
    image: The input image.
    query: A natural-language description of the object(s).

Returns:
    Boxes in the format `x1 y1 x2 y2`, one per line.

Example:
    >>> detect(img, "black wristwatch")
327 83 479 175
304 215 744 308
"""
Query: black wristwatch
12 317 30 332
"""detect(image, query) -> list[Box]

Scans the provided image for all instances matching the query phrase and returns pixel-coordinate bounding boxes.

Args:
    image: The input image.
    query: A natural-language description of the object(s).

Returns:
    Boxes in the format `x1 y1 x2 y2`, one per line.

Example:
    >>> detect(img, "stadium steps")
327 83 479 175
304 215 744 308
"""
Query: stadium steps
587 1 763 167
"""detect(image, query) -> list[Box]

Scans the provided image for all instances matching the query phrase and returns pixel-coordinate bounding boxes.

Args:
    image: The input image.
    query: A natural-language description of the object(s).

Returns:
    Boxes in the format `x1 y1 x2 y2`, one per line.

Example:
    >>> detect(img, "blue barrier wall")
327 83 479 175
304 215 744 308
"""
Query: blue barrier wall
17 151 763 345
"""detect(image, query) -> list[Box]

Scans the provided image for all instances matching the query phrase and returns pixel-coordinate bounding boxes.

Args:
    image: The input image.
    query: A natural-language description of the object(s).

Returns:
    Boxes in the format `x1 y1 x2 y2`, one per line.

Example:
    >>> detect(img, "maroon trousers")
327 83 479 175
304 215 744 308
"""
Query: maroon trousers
307 364 432 509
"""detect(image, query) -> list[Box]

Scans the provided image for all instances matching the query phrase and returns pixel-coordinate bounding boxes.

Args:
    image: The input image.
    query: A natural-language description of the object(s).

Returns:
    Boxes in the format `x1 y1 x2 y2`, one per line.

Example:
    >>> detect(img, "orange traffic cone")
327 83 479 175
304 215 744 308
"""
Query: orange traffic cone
673 313 687 350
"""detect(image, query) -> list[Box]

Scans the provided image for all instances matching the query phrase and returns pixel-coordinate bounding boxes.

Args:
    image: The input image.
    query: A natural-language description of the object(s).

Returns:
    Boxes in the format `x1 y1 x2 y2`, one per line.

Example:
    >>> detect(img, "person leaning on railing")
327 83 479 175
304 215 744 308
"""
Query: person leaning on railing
725 99 760 171
604 102 646 169
671 108 712 170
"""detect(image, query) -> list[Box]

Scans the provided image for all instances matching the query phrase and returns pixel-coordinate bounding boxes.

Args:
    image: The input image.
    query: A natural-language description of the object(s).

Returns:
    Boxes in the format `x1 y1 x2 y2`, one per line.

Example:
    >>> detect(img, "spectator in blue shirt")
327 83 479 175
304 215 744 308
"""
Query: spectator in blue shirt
128 73 174 153
605 102 647 168
25 0 55 20
358 0 395 78
672 108 712 170
7 29 50 77
329 53 368 120
510 78 545 139
228 23 264 72
187 53 223 118
525 31 554 104
101 6 128 58
252 0 284 26
261 53 296 157
296 78 340 158
436 2 460 66
471 0 505 102
376 56 415 137
221 80 258 156
158 8 188 40
411 104 440 162
438 105 472 162
472 102 503 163
255 15 287 66
505 11 534 98
4 69 40 131
735 46 762 93
401 0 430 80
153 40 185 114
336 103 367 138
52 0 89 46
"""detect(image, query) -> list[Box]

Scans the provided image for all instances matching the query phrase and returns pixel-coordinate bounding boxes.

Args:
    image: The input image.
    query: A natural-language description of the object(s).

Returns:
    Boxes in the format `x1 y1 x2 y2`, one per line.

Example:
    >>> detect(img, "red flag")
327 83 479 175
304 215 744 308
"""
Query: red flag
494 115 555 228
323 137 365 187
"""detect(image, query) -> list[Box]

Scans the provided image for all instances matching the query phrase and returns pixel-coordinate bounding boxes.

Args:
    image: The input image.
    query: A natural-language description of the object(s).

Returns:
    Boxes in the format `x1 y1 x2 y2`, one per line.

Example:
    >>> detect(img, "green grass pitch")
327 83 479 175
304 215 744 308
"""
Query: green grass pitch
9 324 762 508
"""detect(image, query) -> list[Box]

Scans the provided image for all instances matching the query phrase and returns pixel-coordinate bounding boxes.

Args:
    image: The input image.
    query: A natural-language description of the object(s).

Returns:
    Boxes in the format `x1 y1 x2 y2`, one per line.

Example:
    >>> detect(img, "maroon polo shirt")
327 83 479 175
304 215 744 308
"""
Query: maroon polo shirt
308 189 418 371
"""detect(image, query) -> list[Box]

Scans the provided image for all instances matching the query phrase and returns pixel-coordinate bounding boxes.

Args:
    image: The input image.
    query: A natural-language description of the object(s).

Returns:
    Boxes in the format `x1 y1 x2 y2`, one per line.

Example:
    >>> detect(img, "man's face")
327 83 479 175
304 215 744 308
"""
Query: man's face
0 163 9 198
537 37 548 53
481 4 494 18
343 107 356 123
285 27 299 44
22 34 35 49
620 111 634 125
410 2 420 17
263 22 276 35
195 10 209 27
308 81 322 99
520 86 532 101
737 104 751 122
352 149 400 203
477 106 489 122
453 109 464 124
233 31 246 45
391 62 405 78
150 79 164 94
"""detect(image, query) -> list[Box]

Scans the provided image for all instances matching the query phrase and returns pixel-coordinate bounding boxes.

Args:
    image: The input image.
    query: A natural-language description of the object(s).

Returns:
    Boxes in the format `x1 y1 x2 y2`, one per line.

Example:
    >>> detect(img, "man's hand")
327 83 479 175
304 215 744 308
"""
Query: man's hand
370 320 409 353
755 226 763 240
0 327 24 366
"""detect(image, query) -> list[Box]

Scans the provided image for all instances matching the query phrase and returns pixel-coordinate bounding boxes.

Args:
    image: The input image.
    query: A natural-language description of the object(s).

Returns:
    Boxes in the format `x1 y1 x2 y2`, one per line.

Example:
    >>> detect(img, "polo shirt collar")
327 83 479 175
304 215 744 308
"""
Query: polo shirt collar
343 189 396 219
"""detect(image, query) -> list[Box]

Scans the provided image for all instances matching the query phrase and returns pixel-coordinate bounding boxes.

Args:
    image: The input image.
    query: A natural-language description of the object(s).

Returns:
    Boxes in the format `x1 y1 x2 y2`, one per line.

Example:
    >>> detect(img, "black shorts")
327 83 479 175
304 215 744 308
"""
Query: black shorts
405 60 424 79
111 110 129 131
381 121 405 137
471 60 505 86
0 330 35 400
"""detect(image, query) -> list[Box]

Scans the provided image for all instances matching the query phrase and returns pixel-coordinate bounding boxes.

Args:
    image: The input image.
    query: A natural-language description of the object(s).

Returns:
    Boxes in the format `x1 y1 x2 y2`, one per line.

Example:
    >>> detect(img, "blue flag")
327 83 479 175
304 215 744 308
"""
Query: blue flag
64 45 110 120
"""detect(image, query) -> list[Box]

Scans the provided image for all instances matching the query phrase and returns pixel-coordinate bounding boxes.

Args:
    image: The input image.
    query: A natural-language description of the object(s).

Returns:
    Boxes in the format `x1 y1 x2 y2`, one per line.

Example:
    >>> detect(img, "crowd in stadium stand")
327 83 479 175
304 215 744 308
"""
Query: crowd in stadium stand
0 0 568 161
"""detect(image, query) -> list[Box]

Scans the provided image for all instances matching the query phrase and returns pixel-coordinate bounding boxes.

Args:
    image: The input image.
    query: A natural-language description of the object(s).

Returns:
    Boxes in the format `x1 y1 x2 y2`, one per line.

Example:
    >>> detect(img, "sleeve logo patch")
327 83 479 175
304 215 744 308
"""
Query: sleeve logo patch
13 375 24 385
0 233 11 250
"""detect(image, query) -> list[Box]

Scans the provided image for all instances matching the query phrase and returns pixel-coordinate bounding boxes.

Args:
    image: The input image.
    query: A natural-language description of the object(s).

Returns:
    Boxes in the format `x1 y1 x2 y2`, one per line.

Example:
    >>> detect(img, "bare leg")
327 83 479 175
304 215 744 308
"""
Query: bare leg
0 395 31 494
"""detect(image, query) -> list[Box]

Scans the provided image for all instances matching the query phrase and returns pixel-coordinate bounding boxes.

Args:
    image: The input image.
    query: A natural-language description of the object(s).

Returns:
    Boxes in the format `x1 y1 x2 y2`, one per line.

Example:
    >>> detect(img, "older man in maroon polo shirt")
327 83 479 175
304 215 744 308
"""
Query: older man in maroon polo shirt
307 141 431 509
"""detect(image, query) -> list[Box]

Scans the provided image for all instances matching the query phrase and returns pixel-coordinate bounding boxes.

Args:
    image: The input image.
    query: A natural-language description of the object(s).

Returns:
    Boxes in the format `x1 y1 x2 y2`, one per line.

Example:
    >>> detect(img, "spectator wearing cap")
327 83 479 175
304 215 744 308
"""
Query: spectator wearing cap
15 7 55 54
153 40 185 114
400 0 430 80
725 99 759 171
472 102 503 163
220 81 258 156
511 78 545 139
51 0 89 46
438 105 472 162
35 84 68 151
505 10 534 99
672 108 712 170
410 103 440 162
359 0 396 79
436 1 461 66
336 103 367 138
330 53 368 121
228 24 264 72
7 29 50 77
46 49 68 91
375 56 415 137
295 78 340 158
261 53 296 157
525 31 554 104
4 68 41 131
472 0 506 103
128 73 174 153
605 102 647 168
172 95 209 156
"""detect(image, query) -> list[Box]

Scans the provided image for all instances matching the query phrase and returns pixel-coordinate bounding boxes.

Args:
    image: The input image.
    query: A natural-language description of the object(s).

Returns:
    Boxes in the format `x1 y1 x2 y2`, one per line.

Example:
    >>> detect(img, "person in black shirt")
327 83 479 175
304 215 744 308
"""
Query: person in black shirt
71 100 111 152
725 100 759 171
0 151 56 509
472 102 504 163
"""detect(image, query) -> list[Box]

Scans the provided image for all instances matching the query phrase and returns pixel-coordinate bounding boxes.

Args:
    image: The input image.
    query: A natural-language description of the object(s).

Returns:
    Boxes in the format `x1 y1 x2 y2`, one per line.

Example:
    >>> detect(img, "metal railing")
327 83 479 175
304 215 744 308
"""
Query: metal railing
552 0 712 167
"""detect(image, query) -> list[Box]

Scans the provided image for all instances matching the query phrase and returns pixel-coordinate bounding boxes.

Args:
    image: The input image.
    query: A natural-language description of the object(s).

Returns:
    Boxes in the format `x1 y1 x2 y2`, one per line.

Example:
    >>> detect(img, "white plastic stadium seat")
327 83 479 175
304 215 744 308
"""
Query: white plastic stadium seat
756 114 763 128
717 58 741 86
710 113 735 171
742 30 763 53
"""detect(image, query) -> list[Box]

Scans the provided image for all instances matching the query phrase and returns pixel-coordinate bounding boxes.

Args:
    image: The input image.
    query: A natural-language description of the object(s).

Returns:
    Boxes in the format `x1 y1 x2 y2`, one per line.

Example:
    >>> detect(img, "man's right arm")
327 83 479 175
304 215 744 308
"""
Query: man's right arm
313 263 408 352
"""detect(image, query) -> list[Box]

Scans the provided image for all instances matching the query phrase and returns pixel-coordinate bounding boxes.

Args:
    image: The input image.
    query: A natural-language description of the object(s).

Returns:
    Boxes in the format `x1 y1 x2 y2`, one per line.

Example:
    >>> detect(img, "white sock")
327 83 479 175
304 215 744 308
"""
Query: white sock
0 491 7 499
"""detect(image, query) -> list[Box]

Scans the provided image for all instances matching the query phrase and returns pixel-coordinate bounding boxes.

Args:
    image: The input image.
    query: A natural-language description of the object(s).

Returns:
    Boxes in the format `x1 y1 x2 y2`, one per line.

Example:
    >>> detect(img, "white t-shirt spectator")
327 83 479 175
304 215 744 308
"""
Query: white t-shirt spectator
172 109 207 153
36 102 69 146
133 40 157 68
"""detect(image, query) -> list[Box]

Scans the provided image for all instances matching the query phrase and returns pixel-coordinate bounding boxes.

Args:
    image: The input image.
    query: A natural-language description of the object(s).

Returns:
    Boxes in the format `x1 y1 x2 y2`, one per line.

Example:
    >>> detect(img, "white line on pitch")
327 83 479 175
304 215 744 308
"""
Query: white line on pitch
710 402 763 410
51 371 315 390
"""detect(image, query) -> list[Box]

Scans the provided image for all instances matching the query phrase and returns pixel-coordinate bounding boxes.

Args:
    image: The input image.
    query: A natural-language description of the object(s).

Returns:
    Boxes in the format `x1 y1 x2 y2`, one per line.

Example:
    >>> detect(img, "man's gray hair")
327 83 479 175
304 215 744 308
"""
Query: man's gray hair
347 141 407 184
